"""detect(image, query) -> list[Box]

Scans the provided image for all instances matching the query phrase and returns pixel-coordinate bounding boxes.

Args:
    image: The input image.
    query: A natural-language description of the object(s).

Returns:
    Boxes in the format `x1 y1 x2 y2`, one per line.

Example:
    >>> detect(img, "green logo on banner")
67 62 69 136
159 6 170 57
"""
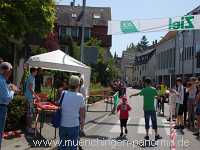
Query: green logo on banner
169 15 194 30
120 21 139 33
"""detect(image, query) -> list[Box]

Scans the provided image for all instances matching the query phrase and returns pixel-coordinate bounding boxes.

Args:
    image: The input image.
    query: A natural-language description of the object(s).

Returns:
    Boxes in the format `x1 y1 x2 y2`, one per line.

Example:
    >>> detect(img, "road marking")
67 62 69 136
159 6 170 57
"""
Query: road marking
161 118 170 136
110 118 131 133
137 118 152 134
85 113 110 132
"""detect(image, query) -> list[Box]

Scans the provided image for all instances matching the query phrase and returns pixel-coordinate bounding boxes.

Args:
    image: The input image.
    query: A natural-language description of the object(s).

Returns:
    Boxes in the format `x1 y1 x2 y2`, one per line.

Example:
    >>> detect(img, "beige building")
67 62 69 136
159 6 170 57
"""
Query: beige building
121 50 136 84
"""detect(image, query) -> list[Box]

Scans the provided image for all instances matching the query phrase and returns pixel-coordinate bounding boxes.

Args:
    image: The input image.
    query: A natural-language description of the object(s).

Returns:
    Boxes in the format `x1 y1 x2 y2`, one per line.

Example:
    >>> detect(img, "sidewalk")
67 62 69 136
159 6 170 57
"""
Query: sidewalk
2 100 112 150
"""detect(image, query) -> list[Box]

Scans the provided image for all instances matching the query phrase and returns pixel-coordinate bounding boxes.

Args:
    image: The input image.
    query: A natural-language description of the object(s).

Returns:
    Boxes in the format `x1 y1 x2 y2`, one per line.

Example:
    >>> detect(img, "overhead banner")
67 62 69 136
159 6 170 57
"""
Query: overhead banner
107 14 200 35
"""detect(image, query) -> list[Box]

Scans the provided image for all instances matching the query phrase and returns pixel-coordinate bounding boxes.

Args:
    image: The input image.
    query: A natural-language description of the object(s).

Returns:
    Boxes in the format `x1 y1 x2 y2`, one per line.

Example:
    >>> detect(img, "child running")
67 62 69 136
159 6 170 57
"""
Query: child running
117 96 131 137
130 78 162 141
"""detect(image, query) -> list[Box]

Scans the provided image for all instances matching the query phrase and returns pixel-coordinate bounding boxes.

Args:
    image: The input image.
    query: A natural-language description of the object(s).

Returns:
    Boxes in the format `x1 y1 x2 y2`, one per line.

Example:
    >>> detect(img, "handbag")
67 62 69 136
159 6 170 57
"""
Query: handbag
51 92 65 128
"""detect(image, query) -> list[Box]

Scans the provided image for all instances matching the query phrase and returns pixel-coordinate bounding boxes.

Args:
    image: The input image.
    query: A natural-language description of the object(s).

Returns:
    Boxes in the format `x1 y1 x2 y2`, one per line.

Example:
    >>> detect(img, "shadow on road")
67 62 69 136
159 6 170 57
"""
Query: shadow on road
90 121 170 128
24 131 52 148
84 135 109 140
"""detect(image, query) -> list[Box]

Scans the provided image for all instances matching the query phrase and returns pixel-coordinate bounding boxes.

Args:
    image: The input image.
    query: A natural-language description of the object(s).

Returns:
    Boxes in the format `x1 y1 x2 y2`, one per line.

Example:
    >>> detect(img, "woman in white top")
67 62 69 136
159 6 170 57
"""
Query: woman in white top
174 78 184 133
59 75 85 150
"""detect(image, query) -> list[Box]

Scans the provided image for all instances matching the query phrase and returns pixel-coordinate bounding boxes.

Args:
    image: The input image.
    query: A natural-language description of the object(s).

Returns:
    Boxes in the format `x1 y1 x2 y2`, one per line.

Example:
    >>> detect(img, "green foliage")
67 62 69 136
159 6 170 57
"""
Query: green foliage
90 83 104 91
85 38 119 86
5 95 27 131
85 38 102 47
31 47 48 55
137 35 149 51
126 42 136 51
0 0 56 43
91 58 119 86
72 42 81 61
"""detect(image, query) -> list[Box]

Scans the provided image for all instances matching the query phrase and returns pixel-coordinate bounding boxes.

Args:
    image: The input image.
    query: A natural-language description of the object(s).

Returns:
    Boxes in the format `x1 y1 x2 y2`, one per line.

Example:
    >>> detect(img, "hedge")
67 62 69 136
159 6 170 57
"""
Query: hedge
5 95 27 131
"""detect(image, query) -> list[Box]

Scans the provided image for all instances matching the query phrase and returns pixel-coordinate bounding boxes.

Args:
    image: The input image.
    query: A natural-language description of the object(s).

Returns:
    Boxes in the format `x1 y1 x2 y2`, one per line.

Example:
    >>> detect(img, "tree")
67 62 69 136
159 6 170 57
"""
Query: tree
0 0 56 83
126 42 136 51
137 35 149 51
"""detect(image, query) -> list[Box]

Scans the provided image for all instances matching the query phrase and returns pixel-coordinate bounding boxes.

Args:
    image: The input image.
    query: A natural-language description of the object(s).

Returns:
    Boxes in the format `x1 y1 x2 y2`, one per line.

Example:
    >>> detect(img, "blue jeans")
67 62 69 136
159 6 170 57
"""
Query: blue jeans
59 126 79 150
144 110 157 130
0 105 8 147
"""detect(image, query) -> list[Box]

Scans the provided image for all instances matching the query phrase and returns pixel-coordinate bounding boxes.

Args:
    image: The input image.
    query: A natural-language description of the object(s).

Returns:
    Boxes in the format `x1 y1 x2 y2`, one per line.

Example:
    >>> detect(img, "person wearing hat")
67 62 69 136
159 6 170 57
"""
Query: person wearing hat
117 96 131 137
59 75 85 150
0 62 17 147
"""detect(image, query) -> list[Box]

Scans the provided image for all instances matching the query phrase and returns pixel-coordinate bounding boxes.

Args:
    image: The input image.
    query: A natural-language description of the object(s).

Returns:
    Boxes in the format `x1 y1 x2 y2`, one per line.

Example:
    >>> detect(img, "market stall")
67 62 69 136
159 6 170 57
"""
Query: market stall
27 50 91 93
26 50 91 137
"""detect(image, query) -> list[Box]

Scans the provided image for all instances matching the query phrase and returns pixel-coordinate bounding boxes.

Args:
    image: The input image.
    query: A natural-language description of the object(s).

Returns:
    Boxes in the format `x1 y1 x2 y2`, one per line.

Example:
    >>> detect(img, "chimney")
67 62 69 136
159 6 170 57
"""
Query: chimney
70 0 75 7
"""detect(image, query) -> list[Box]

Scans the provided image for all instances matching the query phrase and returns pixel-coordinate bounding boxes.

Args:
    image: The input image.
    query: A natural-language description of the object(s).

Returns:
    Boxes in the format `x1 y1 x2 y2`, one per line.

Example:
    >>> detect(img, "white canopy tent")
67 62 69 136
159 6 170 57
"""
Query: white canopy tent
26 50 91 95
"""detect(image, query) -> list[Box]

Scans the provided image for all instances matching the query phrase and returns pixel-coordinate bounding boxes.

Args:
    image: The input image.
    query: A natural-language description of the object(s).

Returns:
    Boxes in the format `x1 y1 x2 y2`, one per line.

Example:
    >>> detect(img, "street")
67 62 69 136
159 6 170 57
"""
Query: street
80 88 200 150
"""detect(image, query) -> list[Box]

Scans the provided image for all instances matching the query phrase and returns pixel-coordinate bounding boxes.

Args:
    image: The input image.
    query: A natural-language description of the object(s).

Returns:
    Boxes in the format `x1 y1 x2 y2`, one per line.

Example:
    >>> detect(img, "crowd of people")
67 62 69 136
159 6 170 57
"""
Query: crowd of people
1 57 200 149
168 77 200 137
111 80 126 97
0 58 88 149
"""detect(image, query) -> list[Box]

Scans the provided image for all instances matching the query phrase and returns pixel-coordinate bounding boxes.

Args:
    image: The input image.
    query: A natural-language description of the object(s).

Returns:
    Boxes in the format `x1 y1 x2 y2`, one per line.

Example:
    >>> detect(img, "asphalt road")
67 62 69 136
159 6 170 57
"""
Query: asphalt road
80 88 200 150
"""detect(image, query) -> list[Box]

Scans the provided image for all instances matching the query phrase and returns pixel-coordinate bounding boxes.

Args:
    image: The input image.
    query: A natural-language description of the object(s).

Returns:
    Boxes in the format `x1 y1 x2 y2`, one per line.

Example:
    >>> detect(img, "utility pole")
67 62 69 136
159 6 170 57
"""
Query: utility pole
182 31 185 80
192 30 195 76
80 0 86 62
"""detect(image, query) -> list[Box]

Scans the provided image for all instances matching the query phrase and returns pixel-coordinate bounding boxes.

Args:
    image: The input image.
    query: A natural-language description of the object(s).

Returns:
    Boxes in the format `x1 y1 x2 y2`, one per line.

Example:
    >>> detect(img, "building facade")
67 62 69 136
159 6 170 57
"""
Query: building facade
134 47 156 83
155 5 200 87
56 5 112 54
121 50 136 84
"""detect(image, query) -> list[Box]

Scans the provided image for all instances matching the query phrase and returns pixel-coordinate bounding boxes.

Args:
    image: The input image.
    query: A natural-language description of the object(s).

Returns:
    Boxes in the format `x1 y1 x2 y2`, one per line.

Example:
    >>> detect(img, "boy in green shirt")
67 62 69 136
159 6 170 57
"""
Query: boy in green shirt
130 78 162 141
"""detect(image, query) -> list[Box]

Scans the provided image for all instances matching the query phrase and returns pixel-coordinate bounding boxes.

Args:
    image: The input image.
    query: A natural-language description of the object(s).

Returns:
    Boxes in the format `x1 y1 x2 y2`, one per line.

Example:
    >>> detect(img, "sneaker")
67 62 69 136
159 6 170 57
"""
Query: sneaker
125 129 128 134
180 125 185 130
180 129 184 135
144 135 149 140
167 118 171 122
120 132 123 137
80 130 86 137
155 135 162 141
193 132 200 136
79 145 84 150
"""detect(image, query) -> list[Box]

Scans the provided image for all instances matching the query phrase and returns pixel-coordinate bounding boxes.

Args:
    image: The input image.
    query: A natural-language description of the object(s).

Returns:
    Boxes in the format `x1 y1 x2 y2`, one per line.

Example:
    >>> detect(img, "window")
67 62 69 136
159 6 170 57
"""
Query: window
84 28 91 40
191 46 194 58
197 51 200 68
188 47 192 60
60 27 66 39
93 13 101 19
169 49 172 68
196 44 200 53
184 47 187 60
66 27 71 36
71 27 79 38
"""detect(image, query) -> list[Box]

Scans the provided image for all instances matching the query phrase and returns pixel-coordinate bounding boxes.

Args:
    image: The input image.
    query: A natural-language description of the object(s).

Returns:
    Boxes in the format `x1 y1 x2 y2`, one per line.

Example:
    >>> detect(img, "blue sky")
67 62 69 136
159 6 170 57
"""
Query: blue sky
57 0 200 56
